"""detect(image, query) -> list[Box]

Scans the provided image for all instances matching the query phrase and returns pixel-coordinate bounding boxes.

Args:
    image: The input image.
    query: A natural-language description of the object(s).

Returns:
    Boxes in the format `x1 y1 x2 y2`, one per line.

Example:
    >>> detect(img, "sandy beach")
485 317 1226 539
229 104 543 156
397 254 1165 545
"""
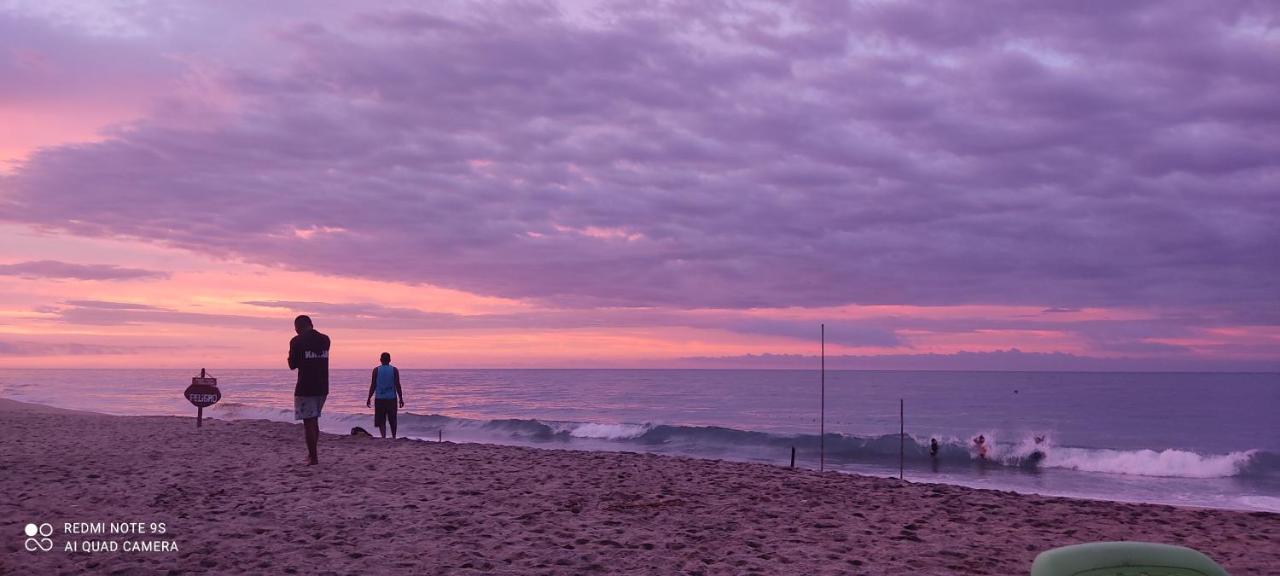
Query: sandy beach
1 399 1275 575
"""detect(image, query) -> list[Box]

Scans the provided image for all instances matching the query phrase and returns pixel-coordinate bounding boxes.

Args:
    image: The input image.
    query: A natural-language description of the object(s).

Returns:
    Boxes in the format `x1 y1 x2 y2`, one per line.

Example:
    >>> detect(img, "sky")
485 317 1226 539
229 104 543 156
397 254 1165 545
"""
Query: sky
0 0 1277 370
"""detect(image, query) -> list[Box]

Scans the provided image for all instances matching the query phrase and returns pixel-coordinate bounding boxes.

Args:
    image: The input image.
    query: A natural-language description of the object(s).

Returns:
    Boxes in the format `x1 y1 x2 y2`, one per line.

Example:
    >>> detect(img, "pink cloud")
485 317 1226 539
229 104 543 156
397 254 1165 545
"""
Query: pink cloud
0 260 167 281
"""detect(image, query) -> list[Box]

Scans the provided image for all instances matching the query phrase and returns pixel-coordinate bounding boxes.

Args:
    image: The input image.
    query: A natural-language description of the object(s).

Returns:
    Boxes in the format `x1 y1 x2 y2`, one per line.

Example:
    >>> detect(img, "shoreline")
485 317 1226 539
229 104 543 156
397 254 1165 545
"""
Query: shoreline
5 396 1278 514
2 398 1276 574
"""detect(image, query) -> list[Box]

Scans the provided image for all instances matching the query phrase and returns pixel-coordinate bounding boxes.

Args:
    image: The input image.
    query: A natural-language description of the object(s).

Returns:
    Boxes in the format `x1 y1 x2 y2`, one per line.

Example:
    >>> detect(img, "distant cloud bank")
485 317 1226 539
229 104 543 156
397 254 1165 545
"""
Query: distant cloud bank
0 260 167 281
677 350 1280 373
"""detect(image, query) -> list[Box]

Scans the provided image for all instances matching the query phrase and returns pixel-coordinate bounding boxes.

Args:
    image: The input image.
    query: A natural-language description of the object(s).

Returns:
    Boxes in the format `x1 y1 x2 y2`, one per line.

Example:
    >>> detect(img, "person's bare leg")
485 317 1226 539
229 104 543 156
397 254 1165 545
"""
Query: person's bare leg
304 418 319 464
378 423 386 438
389 411 397 439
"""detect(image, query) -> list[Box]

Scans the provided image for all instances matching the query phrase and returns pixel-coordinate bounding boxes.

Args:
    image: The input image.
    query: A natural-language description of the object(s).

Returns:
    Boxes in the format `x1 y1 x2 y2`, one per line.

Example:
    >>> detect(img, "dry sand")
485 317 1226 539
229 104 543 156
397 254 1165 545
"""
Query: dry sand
1 398 1276 575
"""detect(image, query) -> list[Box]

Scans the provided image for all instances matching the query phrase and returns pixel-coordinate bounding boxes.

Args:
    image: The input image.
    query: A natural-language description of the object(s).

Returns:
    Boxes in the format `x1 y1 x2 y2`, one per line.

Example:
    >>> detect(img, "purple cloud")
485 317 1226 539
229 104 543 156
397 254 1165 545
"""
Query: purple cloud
0 339 151 356
0 11 181 110
0 1 1276 324
46 302 277 329
242 300 901 346
0 260 168 281
678 350 1280 373
15 298 897 347
62 300 162 310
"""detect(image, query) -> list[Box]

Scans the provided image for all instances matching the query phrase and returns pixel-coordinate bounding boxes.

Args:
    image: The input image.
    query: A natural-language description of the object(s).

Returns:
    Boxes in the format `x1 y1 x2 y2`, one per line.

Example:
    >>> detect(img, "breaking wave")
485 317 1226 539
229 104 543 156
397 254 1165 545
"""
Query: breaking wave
208 403 1274 481
1042 447 1256 479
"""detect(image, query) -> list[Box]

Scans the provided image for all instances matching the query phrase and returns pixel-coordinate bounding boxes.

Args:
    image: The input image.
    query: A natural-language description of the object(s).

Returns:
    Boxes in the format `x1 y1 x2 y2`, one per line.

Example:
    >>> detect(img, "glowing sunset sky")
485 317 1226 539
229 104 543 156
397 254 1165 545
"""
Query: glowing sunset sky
1 1 1277 370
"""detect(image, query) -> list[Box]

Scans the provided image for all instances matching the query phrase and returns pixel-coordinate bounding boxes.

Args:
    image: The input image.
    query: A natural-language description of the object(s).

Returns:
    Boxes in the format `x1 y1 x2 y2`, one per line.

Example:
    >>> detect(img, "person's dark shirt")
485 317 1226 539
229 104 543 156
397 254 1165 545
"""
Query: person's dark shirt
288 329 330 397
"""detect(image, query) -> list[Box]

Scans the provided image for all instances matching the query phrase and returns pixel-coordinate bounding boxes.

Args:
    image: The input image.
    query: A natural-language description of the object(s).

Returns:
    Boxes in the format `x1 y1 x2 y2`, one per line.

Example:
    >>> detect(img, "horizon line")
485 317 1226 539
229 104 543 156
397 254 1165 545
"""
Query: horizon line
1 366 1275 374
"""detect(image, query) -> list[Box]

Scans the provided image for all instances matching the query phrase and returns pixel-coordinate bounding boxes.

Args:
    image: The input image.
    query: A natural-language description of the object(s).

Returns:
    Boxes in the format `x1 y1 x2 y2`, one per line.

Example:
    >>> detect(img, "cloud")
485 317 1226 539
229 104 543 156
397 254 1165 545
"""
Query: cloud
0 260 168 281
63 299 162 310
676 349 1280 373
241 300 900 346
0 339 152 356
41 300 277 329
18 297 899 347
241 300 456 323
0 0 1276 325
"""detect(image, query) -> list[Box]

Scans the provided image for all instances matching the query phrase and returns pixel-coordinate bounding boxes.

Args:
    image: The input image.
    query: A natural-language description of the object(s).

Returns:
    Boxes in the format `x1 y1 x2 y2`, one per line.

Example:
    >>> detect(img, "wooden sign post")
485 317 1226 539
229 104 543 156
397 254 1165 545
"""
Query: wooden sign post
184 368 221 427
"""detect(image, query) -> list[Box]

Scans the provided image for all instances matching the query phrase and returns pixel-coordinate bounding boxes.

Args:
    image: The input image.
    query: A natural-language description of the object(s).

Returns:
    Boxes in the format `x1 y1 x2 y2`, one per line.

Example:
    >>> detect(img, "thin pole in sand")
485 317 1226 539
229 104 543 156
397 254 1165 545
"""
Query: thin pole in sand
899 398 904 480
438 429 443 443
790 446 796 469
820 323 825 472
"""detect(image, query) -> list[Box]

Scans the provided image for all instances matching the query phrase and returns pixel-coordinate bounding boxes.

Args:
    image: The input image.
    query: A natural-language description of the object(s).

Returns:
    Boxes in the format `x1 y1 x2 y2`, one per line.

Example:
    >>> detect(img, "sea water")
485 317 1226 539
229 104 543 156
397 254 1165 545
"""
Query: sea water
1 369 1276 512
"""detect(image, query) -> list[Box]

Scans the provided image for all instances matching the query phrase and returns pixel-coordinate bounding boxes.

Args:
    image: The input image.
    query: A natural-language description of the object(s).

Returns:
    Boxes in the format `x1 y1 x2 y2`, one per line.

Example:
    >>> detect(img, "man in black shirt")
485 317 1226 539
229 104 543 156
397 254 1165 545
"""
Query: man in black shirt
288 315 330 465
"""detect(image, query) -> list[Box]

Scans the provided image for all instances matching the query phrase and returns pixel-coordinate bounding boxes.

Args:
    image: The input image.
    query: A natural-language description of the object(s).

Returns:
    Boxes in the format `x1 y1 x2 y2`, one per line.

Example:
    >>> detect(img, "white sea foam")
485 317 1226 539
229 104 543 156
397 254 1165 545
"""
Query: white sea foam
209 402 293 422
1233 495 1280 513
567 422 651 440
1043 447 1256 478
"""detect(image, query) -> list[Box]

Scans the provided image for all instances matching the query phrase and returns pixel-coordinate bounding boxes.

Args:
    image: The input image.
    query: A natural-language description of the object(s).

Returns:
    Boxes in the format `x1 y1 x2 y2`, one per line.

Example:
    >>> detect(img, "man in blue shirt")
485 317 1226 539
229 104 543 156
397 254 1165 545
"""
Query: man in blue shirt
366 352 405 438
288 315 330 465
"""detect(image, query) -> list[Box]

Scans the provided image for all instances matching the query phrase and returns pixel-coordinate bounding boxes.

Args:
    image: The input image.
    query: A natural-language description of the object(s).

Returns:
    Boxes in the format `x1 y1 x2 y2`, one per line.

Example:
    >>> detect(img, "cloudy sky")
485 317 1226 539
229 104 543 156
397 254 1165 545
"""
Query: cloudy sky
1 0 1276 369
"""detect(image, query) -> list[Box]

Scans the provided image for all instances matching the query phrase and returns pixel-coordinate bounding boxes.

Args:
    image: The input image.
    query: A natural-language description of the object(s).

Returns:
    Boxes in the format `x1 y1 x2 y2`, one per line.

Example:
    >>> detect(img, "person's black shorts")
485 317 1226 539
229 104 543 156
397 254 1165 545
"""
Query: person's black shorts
374 398 398 428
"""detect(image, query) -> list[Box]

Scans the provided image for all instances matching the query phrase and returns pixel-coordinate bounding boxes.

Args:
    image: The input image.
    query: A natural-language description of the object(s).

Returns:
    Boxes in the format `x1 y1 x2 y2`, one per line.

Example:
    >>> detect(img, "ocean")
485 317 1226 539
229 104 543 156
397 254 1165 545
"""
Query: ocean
1 368 1276 512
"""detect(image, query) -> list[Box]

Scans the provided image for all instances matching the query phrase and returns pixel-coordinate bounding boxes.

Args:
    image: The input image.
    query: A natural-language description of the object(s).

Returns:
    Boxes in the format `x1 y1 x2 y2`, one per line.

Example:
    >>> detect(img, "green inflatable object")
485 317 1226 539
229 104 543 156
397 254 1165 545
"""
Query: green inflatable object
1031 541 1229 576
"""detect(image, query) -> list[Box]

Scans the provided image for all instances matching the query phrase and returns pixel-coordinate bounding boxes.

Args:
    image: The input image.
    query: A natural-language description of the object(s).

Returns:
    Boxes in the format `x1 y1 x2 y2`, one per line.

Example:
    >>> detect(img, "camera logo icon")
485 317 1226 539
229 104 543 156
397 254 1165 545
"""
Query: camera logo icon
24 523 53 552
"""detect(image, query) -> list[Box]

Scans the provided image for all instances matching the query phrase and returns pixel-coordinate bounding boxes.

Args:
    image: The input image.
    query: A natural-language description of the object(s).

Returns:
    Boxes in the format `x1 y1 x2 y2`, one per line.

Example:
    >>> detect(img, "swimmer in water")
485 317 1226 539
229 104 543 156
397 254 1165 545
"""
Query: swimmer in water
973 434 988 460
929 438 940 458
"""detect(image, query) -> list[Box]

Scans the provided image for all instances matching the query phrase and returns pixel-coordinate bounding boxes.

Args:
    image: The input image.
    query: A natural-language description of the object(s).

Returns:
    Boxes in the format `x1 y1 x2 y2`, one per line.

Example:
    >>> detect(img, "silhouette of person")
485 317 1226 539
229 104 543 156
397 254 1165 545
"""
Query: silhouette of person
973 434 988 460
288 315 330 465
366 352 405 438
1029 435 1047 463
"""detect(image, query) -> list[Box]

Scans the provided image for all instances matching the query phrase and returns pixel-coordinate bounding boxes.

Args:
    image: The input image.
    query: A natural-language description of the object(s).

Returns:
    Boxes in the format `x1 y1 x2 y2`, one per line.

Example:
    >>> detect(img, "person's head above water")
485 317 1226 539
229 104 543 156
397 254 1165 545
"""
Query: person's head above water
380 352 391 364
294 315 313 335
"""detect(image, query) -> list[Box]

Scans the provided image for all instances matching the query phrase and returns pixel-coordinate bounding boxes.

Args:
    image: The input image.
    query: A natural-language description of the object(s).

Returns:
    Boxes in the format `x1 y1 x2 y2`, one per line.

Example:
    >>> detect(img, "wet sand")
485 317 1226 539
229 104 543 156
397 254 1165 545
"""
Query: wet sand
1 398 1276 575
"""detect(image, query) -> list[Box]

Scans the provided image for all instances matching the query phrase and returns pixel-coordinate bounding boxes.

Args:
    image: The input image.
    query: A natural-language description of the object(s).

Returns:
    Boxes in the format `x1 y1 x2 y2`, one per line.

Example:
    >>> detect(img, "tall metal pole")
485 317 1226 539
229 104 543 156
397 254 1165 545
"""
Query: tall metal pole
820 323 825 472
899 398 904 480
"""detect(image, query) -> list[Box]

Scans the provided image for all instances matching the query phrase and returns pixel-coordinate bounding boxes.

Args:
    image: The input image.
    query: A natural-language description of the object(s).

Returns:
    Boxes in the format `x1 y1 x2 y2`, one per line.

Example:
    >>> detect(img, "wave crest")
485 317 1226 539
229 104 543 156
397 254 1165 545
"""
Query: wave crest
206 403 1273 481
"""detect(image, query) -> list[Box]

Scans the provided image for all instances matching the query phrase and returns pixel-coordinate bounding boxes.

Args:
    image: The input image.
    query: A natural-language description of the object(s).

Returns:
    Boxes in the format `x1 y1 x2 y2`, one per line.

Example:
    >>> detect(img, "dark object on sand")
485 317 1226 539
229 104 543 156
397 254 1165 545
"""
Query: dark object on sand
351 426 373 437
